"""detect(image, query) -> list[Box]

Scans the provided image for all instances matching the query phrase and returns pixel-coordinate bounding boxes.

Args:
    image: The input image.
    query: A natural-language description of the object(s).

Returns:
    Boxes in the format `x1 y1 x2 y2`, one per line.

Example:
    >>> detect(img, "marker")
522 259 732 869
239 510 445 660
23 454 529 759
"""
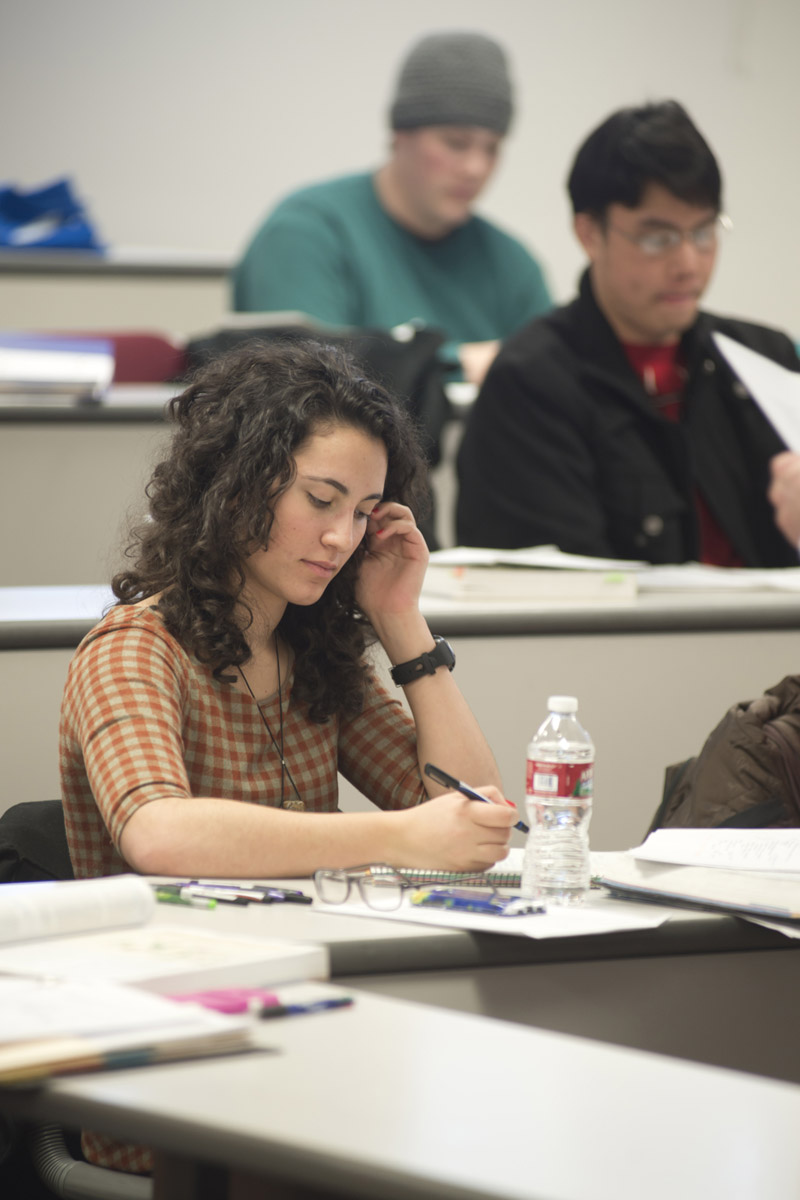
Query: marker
410 887 542 916
154 888 217 910
424 763 530 834
182 883 312 905
264 888 312 905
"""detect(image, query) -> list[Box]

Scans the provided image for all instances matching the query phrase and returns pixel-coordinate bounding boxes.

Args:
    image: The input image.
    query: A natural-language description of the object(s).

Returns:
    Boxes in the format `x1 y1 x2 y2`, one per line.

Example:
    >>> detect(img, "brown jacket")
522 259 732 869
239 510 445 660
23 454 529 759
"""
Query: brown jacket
650 676 800 833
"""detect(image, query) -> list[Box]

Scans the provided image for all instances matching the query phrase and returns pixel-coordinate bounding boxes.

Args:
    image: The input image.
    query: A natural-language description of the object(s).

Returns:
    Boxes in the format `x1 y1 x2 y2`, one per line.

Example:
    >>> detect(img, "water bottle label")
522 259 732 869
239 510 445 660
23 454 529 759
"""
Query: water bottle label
526 760 593 799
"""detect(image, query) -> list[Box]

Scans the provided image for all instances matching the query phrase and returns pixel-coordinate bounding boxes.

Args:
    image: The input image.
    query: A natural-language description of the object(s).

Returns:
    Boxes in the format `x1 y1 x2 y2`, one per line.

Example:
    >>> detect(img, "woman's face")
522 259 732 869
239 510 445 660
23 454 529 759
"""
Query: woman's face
241 422 388 623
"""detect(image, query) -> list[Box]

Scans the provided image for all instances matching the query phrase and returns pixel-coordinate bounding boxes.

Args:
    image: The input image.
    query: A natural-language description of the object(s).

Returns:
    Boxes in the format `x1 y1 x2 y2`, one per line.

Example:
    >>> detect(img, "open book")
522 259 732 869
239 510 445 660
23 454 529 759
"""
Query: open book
0 874 328 993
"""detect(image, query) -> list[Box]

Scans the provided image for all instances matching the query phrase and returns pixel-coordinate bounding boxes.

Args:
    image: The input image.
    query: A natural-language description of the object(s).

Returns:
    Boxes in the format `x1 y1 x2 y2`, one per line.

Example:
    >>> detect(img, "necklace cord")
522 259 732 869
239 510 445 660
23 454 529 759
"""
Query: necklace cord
238 635 302 807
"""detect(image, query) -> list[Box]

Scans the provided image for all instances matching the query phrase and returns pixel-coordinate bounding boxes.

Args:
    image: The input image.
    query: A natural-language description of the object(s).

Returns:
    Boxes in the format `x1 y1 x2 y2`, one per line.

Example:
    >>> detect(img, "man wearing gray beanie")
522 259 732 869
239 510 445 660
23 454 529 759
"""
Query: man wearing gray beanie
232 31 550 388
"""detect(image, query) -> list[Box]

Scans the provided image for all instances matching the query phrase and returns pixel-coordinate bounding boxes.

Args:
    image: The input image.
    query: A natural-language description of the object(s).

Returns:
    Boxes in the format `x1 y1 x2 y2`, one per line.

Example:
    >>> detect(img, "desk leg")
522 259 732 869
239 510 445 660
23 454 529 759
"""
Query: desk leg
228 1170 340 1199
153 1156 334 1200
152 1151 227 1200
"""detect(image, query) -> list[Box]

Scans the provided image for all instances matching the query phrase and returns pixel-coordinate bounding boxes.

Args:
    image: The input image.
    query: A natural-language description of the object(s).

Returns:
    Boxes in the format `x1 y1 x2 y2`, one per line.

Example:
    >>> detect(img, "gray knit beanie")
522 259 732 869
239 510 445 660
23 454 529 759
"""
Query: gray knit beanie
390 31 513 136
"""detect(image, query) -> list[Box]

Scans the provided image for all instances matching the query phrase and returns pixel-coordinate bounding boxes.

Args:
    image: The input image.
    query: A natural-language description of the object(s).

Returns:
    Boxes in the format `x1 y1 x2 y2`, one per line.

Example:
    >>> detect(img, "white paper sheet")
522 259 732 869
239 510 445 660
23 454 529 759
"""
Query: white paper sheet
714 333 800 451
632 828 800 874
429 545 645 571
314 892 674 939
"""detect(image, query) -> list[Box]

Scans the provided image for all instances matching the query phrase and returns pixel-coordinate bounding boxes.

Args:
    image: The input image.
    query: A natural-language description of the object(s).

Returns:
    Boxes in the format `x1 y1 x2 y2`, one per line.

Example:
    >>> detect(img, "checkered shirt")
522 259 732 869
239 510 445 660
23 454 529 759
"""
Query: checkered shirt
61 605 425 1172
60 606 425 881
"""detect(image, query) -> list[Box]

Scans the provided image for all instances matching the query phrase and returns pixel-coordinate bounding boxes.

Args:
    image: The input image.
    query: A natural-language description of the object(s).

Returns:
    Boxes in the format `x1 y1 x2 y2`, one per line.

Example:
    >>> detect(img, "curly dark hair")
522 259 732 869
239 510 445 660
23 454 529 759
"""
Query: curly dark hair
113 338 431 722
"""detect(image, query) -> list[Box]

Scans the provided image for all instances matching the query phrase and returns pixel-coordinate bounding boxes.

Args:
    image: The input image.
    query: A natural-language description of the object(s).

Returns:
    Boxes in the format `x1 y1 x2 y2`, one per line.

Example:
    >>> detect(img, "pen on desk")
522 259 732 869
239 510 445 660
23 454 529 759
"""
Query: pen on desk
154 888 217 910
257 996 354 1019
424 763 530 834
183 882 311 905
180 885 251 906
265 888 312 905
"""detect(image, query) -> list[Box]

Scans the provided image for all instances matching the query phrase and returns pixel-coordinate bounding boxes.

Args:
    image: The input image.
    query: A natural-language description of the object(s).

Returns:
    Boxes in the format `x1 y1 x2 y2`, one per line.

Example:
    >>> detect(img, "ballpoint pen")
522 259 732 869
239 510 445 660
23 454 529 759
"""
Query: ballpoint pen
256 996 354 1019
424 763 530 834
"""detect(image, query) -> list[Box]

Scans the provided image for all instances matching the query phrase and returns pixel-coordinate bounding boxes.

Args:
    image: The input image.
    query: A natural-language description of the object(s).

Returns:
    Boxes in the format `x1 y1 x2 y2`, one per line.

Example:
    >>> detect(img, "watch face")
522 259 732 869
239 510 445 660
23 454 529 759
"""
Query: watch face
435 637 456 670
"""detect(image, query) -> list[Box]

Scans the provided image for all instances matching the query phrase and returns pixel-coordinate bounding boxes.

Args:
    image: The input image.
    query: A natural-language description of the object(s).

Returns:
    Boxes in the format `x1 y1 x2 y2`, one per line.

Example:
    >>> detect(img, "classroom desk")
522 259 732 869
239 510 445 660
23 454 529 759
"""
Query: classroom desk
135 882 800 1087
0 247 230 335
3 582 800 848
4 987 800 1200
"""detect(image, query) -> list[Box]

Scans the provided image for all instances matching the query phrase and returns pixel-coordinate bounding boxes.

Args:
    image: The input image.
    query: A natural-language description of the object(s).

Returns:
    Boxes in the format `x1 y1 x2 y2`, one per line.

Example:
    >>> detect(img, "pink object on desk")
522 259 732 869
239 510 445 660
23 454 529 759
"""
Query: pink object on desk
168 987 281 1014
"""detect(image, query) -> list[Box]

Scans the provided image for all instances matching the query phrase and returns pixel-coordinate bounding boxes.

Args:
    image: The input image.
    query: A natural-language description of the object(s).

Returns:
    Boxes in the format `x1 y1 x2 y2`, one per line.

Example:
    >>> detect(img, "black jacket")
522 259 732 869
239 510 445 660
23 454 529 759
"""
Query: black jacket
456 272 800 565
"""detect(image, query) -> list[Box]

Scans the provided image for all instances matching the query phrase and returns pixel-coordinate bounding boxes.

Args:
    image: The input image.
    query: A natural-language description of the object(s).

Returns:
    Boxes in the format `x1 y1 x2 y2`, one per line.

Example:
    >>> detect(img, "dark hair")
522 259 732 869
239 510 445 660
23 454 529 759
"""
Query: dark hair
113 339 430 722
567 100 722 218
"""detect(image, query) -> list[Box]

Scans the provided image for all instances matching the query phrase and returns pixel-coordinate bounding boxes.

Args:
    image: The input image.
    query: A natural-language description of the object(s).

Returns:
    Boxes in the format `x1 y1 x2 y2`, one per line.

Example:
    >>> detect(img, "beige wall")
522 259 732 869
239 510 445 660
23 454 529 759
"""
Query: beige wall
2 0 799 335
5 624 799 851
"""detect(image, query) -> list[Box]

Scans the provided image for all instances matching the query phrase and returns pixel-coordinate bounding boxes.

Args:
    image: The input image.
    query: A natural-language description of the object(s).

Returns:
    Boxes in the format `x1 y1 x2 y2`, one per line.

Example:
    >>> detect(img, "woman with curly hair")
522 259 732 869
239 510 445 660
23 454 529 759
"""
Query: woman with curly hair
60 339 515 881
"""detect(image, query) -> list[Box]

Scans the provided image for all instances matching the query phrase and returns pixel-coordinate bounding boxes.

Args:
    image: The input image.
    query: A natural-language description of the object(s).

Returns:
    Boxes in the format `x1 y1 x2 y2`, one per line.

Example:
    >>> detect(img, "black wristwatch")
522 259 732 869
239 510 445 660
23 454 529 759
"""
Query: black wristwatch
390 636 456 687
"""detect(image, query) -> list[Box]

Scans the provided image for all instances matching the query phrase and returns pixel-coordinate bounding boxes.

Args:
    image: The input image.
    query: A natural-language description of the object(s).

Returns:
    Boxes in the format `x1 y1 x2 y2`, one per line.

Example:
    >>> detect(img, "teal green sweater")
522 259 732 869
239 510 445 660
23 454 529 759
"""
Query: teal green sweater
232 173 551 362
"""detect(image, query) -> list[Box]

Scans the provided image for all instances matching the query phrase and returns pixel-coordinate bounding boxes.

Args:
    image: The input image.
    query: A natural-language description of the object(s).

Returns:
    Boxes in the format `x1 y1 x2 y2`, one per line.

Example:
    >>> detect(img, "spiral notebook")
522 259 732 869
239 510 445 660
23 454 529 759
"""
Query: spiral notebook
394 848 524 888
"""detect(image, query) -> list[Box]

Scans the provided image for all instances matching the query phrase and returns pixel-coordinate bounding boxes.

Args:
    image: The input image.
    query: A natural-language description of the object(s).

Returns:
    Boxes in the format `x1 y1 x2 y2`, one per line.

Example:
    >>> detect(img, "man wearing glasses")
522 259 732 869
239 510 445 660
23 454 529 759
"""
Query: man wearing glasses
456 101 800 566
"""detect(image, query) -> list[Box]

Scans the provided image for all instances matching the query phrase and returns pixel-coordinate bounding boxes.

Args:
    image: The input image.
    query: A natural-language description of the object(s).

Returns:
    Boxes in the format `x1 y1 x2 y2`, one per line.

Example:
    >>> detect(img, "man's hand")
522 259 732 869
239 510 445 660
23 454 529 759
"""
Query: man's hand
458 339 500 387
768 452 800 548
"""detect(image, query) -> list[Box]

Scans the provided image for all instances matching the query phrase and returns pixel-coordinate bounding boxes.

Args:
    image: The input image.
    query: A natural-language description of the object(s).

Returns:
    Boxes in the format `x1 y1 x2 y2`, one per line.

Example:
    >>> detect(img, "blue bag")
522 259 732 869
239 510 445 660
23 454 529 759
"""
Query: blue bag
0 177 104 250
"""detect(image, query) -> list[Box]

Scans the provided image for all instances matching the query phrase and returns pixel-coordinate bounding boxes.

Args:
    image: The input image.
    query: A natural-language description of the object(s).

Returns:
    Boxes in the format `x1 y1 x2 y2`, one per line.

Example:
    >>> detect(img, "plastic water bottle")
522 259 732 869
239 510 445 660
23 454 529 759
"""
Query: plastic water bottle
521 695 594 906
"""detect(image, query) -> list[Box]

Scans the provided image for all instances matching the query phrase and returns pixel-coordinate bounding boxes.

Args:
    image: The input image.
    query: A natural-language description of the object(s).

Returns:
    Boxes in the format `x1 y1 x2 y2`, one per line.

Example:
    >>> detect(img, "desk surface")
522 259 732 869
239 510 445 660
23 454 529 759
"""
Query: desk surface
146 879 800 1086
5 581 800 650
5 987 800 1200
0 383 177 424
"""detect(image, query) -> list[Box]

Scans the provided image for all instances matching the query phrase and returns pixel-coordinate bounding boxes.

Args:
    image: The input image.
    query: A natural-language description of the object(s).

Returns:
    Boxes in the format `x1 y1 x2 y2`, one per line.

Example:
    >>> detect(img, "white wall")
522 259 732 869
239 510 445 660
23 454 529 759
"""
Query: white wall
2 0 799 334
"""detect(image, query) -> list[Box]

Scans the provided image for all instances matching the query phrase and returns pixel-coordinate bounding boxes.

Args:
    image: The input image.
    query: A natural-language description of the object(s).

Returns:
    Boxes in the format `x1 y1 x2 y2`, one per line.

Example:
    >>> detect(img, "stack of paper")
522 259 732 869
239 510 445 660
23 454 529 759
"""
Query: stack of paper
0 874 327 1083
0 333 114 405
422 564 637 605
595 830 800 930
0 976 255 1085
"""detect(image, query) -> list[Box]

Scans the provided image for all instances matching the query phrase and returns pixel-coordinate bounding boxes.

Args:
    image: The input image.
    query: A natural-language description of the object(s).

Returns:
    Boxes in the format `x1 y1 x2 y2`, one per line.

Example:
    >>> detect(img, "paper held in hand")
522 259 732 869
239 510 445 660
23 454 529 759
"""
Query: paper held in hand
713 333 800 451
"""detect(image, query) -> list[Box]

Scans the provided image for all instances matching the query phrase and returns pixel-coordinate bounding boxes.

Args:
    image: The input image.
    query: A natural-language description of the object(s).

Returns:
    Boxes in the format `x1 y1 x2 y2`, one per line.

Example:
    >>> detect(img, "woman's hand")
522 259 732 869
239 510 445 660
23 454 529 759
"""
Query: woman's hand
355 501 429 622
393 788 516 872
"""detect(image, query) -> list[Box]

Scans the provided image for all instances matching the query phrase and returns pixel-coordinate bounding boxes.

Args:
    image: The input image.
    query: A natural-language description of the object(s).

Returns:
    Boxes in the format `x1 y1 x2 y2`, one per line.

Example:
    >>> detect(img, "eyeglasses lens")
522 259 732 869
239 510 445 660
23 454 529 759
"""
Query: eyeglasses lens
360 876 404 911
315 869 350 905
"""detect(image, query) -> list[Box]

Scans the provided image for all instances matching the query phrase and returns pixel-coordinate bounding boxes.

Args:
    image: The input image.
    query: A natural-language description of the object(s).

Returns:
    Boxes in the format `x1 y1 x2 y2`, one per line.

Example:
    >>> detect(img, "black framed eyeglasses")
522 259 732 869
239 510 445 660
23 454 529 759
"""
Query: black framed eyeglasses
607 213 732 257
314 864 419 912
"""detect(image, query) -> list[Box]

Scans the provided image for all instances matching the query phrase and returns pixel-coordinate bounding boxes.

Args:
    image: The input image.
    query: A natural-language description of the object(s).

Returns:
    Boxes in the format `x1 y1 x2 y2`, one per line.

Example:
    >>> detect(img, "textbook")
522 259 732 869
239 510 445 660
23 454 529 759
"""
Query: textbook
0 874 328 993
0 334 114 405
0 976 256 1086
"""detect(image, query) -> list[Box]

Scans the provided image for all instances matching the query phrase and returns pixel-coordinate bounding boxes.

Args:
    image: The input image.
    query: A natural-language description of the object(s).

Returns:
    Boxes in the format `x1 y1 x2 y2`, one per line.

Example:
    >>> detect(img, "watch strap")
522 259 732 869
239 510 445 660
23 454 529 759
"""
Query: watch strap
390 636 455 687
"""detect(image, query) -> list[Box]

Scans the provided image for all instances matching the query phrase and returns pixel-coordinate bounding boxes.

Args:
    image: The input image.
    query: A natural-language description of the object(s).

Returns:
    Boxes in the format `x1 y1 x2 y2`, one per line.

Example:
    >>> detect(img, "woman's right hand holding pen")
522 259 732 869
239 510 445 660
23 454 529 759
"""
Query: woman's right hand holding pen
391 787 516 873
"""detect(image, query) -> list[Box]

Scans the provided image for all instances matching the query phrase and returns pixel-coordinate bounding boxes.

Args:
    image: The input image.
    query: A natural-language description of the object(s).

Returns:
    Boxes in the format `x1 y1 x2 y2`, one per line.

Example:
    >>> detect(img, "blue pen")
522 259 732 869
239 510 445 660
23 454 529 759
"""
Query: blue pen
258 996 353 1019
424 763 530 834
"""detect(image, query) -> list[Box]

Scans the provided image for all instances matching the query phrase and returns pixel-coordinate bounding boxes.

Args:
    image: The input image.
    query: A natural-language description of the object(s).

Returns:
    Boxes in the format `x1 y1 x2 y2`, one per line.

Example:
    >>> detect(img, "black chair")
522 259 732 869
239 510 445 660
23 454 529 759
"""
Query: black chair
0 800 74 883
0 800 152 1199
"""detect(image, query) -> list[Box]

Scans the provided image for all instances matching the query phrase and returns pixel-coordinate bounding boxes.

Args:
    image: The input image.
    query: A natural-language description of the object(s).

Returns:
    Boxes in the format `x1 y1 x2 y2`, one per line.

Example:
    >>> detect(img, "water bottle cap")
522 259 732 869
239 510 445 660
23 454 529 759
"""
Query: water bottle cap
547 695 578 713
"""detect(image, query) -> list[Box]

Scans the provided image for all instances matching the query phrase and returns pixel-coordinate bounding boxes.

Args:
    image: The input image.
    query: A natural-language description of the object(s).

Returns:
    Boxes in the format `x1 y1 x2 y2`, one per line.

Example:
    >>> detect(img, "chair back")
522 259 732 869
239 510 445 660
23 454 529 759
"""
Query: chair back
0 800 74 882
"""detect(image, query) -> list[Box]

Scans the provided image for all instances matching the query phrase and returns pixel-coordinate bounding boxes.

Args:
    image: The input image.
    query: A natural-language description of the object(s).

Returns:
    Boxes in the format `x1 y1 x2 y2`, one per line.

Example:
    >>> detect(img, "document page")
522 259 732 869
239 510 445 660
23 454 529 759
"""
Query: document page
314 892 673 939
632 829 800 874
713 333 800 451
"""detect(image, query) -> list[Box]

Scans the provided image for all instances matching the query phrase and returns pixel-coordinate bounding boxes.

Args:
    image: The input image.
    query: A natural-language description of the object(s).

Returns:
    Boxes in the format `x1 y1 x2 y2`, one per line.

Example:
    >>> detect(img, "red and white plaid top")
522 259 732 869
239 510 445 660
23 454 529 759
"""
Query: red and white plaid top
60 605 426 880
59 604 425 1174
